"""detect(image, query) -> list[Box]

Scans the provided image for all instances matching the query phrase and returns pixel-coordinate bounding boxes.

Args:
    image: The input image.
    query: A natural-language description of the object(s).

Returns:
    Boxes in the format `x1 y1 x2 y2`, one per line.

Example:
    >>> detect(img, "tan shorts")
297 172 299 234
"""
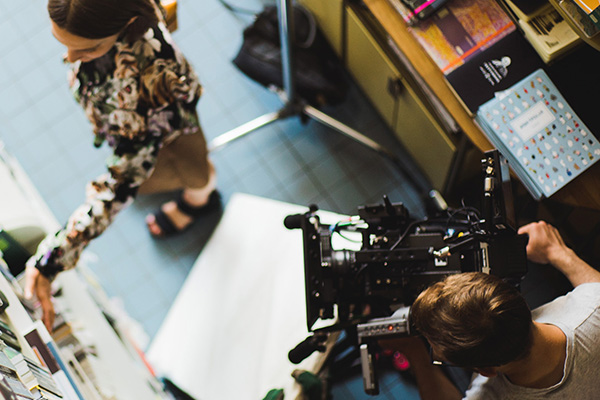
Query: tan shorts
138 130 212 194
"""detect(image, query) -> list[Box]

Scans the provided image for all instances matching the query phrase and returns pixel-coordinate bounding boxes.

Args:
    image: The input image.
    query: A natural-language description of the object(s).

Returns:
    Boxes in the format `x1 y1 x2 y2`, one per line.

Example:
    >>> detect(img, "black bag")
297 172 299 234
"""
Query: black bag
233 5 348 106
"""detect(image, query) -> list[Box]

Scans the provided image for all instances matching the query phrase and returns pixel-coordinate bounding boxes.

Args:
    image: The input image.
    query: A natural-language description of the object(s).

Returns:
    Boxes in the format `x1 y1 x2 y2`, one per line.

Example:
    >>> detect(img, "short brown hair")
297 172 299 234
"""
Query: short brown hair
47 0 159 42
411 272 532 368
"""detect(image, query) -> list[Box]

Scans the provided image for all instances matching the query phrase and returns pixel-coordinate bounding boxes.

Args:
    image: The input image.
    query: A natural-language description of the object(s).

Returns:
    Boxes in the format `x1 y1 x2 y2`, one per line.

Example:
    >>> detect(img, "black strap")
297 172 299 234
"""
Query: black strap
175 190 220 217
154 209 179 235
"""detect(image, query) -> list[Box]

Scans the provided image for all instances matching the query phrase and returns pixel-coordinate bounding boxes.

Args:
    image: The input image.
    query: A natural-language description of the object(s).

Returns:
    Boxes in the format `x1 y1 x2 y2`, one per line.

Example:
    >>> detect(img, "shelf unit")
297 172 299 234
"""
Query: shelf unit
0 141 168 400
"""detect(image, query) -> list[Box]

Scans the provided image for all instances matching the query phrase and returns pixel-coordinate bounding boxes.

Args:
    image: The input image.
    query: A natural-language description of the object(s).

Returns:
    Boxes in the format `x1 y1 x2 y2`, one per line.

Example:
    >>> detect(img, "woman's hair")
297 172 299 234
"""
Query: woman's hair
411 272 533 368
47 0 159 42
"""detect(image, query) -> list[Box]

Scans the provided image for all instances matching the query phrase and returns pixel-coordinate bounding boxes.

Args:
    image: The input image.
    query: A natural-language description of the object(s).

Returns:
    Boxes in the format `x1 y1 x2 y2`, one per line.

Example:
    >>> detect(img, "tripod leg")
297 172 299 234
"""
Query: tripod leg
212 0 440 208
208 111 282 152
303 105 390 156
208 0 298 153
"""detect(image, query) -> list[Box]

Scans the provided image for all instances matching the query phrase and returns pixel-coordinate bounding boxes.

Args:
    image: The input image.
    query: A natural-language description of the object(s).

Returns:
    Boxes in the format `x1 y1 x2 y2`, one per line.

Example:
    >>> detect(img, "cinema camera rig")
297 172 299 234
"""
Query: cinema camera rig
285 150 529 395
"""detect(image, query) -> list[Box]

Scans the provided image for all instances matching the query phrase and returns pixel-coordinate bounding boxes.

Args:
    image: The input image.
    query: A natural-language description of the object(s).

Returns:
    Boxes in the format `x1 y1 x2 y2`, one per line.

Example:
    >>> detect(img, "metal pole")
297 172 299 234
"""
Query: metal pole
278 0 296 103
208 0 434 201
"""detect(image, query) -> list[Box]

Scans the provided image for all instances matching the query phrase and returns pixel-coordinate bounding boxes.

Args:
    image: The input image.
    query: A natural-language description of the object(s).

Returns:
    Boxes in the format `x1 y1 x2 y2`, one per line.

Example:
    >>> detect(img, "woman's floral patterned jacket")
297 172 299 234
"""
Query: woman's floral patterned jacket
32 22 202 280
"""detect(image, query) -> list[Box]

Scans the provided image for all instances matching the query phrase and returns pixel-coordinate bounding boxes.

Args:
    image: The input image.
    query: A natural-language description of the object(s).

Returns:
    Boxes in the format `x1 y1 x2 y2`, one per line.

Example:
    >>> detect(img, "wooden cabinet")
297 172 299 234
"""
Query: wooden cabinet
298 0 344 56
345 7 455 189
345 7 398 128
0 144 167 400
299 0 457 190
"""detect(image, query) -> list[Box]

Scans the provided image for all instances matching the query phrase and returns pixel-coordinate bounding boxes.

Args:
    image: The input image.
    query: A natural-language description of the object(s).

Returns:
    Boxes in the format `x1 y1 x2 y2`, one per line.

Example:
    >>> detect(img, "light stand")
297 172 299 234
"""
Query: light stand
209 0 434 198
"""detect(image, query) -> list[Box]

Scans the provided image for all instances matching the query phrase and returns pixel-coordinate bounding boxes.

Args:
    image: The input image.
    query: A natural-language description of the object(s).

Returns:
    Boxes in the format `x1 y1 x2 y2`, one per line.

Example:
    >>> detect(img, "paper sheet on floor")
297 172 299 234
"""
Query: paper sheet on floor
147 192 351 400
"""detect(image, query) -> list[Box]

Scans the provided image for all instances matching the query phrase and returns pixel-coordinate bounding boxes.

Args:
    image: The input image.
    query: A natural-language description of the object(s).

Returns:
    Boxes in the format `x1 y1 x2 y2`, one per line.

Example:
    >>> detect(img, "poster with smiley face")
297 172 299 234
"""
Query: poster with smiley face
476 68 600 200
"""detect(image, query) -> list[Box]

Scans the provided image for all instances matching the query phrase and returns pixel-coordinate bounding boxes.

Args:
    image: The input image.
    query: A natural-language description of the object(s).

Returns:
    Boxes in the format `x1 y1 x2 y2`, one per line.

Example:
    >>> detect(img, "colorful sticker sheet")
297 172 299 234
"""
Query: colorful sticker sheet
476 68 600 199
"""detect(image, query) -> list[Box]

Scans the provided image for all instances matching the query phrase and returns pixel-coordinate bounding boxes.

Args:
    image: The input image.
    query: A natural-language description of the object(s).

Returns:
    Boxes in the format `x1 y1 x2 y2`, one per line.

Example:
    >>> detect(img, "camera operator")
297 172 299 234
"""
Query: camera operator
380 220 600 399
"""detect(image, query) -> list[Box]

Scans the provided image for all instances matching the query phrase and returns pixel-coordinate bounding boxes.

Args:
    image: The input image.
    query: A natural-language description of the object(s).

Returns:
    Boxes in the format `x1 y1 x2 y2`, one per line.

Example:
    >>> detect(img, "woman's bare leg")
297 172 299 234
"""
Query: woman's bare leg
146 167 217 235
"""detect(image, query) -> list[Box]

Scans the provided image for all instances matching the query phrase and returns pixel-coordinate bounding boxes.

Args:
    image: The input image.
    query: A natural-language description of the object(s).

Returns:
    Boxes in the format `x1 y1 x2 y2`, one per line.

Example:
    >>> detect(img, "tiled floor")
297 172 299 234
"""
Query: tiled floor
0 0 427 398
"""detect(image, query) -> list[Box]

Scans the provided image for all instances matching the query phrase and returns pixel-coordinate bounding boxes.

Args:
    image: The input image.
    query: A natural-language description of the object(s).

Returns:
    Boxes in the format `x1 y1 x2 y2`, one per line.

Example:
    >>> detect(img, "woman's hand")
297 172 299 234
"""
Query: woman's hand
24 265 55 333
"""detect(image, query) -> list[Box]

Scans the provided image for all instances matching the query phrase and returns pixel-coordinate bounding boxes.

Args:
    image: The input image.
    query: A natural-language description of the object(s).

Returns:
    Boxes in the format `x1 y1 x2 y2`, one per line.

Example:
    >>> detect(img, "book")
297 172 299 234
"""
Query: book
30 387 64 400
556 0 600 38
406 0 516 75
512 5 581 63
475 68 600 199
399 0 449 20
548 0 600 54
55 346 102 400
0 345 35 400
3 346 61 398
571 0 600 25
0 367 35 400
445 29 544 114
23 323 83 400
502 0 552 22
386 0 419 25
23 358 62 398
0 320 21 352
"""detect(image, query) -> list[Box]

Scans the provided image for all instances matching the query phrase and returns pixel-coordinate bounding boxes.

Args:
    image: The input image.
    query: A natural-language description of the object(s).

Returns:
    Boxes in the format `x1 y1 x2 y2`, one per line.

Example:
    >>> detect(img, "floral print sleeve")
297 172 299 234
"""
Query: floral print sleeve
31 24 202 280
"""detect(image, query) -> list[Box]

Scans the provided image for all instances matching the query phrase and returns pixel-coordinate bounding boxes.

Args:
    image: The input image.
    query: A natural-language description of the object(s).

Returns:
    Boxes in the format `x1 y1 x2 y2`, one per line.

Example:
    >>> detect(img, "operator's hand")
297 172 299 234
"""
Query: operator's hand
517 221 569 265
519 221 600 286
24 264 55 333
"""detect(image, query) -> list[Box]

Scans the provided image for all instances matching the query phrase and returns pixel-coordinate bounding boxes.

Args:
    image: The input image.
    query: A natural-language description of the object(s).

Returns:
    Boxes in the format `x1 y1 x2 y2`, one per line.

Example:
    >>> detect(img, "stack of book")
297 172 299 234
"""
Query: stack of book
549 0 600 53
3 346 63 400
0 345 34 400
0 319 21 353
475 68 600 199
389 0 547 115
0 306 96 400
23 323 85 400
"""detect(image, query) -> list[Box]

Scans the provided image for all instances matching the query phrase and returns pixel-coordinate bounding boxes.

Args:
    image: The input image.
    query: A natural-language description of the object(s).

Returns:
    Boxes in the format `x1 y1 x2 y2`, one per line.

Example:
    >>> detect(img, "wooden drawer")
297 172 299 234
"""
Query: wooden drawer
393 76 456 190
345 7 455 189
346 7 398 128
298 0 344 56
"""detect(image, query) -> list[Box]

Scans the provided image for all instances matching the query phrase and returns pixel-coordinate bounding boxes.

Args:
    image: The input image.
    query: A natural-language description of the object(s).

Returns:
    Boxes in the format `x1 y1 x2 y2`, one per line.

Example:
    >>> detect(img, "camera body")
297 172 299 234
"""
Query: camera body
286 151 529 394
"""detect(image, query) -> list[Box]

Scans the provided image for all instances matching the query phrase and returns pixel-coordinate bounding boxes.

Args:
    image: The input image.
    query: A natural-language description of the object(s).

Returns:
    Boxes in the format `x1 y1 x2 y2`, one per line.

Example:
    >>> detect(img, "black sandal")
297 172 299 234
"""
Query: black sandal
150 190 222 237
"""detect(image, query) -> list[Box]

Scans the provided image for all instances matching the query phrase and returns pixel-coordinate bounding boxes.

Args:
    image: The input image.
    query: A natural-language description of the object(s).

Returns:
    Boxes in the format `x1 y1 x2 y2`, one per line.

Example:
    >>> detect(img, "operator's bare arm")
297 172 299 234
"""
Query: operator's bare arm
379 337 462 400
518 221 600 287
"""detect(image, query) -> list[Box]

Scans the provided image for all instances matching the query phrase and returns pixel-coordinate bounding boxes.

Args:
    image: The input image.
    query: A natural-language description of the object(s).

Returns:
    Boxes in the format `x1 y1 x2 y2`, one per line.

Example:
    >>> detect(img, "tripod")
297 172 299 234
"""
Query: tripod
209 0 434 199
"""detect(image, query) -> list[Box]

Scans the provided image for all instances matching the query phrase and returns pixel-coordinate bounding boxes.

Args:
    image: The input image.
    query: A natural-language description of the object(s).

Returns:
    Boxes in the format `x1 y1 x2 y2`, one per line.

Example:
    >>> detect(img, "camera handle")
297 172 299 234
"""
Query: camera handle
288 332 329 364
359 343 379 395
356 305 412 395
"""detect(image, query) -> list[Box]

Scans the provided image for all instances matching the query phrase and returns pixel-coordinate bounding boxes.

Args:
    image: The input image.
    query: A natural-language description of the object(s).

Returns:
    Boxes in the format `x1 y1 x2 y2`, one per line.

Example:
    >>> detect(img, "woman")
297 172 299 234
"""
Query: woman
25 0 219 331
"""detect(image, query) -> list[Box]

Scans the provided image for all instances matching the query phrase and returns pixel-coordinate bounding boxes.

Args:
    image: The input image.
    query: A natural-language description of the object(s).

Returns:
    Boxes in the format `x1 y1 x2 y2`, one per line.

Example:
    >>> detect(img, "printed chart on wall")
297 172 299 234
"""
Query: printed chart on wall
476 68 600 200
406 0 516 74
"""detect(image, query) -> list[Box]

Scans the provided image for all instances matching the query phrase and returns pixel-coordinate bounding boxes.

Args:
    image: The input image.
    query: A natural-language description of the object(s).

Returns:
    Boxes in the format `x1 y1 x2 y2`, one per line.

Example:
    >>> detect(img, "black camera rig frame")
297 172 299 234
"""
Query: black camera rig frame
285 150 529 395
